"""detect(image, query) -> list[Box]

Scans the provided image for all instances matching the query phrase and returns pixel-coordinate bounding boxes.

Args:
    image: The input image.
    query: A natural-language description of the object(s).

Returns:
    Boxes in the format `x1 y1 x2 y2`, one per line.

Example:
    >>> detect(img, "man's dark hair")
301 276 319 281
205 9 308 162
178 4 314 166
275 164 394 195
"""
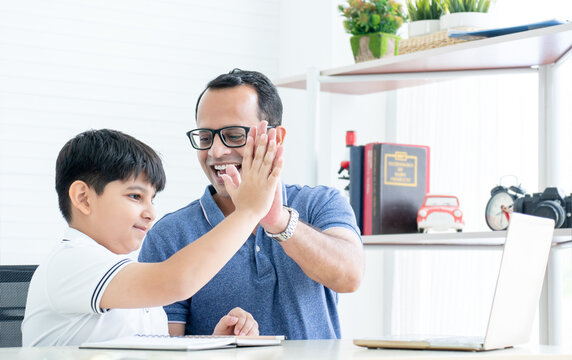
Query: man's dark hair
55 129 166 223
195 69 283 126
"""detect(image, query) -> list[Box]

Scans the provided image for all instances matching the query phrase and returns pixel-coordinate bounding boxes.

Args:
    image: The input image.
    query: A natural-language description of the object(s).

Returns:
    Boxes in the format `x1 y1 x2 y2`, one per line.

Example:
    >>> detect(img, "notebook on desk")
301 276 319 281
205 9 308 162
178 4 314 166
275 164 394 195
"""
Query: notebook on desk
354 213 555 351
80 334 285 351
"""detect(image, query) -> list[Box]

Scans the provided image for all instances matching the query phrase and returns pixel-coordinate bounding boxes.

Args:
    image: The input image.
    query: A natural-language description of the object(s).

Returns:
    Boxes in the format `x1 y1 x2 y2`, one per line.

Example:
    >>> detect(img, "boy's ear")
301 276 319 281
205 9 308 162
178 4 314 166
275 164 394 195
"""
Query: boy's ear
275 126 286 145
68 180 92 216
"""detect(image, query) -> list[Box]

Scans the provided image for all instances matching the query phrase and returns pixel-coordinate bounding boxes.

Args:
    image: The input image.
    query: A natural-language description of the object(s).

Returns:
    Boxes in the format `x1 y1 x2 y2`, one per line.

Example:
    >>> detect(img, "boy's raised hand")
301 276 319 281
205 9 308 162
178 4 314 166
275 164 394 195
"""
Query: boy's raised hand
221 121 283 219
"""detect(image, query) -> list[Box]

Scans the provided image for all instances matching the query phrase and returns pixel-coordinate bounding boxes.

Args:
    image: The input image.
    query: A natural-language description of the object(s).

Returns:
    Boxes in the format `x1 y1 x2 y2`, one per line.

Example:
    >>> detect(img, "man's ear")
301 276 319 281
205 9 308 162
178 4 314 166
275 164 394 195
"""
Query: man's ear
68 180 92 216
275 126 286 145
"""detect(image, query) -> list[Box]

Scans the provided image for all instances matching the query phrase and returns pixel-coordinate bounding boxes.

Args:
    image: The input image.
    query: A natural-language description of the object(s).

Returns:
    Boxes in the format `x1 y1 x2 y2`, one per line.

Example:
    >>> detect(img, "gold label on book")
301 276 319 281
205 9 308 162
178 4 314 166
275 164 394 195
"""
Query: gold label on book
384 151 418 187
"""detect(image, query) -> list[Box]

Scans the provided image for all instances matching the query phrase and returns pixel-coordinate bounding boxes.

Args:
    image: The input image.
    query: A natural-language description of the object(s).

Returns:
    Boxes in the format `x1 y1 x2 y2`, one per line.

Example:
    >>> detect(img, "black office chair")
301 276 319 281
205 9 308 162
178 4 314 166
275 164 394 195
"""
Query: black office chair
0 265 37 347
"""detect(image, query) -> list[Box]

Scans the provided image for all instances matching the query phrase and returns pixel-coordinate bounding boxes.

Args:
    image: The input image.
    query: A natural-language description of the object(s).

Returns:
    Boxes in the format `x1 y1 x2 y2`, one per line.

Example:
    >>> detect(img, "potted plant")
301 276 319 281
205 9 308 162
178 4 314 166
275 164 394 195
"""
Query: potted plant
440 0 493 31
406 0 444 37
338 0 408 63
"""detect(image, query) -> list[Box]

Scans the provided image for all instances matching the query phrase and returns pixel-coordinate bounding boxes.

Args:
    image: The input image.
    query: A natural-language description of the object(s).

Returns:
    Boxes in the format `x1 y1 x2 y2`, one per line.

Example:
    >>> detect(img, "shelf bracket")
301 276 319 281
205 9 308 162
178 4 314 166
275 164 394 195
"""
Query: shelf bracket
307 67 321 186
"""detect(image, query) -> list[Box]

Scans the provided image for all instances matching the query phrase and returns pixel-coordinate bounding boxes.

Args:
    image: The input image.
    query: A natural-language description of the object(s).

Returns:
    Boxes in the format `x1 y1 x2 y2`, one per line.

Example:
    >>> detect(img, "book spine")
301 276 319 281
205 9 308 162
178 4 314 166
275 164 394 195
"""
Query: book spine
349 145 364 234
362 143 374 235
372 143 382 235
425 145 430 193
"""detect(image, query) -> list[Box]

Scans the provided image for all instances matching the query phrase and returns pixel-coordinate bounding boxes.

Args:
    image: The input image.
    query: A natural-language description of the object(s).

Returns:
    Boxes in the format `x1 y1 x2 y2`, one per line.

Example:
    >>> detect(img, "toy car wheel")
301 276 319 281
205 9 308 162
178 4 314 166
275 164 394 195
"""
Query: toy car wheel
418 228 424 233
457 229 462 232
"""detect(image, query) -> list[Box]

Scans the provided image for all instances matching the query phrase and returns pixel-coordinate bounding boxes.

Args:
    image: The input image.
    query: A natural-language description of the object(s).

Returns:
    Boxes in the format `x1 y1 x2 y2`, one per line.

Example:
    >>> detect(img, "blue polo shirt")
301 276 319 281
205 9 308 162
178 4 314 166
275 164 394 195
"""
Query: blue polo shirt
139 184 361 339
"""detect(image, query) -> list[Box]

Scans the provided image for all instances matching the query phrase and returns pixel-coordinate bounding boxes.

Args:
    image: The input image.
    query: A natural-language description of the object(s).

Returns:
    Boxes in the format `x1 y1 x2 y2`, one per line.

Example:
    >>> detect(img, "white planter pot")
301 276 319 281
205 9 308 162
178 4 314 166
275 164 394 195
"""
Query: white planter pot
440 12 491 31
408 19 441 37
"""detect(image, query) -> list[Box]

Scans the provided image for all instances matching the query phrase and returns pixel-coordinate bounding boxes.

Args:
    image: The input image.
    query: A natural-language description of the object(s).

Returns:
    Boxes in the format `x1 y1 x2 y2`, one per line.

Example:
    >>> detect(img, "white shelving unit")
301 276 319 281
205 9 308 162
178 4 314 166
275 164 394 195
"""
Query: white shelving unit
275 22 572 190
275 22 572 345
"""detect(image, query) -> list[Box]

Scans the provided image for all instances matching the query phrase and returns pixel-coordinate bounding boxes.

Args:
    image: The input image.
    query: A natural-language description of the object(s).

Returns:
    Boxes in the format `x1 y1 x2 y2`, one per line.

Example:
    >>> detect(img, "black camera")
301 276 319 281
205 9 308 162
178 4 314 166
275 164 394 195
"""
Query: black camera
513 187 572 228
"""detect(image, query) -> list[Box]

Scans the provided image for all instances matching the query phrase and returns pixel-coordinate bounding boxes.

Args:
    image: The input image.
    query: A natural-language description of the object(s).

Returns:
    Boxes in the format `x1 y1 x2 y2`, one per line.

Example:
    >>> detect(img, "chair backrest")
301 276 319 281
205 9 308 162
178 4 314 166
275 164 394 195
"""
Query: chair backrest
0 265 38 347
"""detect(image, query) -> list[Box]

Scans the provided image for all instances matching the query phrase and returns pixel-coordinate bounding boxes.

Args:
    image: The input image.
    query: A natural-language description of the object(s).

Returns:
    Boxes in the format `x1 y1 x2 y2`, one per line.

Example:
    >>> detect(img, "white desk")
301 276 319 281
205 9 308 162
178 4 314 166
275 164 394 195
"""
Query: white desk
2 340 572 359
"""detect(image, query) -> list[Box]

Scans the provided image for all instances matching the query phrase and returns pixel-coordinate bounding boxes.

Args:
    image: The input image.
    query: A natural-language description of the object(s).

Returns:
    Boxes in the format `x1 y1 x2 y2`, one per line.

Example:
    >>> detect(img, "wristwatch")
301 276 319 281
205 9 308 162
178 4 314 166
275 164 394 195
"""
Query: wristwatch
264 207 299 242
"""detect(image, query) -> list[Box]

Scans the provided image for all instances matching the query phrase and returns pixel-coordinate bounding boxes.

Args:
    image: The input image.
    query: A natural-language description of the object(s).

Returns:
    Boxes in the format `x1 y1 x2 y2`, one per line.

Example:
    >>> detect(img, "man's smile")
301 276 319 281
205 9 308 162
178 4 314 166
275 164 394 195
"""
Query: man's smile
212 163 242 177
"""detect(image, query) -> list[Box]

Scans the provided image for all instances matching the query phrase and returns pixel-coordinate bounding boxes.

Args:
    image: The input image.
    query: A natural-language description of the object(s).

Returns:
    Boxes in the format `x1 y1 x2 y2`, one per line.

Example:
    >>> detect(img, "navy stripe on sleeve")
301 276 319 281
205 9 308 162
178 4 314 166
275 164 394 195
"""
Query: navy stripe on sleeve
91 258 132 313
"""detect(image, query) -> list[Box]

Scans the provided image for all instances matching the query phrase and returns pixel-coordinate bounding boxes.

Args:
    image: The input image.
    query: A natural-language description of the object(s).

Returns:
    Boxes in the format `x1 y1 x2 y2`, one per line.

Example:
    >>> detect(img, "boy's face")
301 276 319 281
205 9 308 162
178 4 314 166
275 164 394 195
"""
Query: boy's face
195 85 260 199
88 175 156 254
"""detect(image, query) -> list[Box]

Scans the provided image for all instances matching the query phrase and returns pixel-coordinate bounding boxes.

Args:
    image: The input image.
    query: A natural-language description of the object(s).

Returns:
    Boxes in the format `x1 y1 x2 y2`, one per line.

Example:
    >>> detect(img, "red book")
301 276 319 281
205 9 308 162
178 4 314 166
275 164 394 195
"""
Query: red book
361 142 380 235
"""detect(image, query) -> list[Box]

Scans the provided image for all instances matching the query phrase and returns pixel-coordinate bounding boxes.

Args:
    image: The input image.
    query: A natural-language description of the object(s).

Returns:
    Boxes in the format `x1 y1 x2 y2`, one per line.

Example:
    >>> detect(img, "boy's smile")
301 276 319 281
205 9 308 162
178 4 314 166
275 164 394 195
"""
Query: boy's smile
77 175 156 255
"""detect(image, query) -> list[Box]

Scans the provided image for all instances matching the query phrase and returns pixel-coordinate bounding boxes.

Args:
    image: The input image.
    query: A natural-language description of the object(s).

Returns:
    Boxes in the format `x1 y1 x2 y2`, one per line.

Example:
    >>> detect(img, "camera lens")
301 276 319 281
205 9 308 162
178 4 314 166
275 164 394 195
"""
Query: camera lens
532 200 565 228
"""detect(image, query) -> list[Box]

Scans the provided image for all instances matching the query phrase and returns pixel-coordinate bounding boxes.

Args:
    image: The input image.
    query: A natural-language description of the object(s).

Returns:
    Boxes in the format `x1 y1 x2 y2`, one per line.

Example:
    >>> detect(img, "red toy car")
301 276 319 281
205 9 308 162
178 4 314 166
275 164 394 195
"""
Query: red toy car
417 194 464 233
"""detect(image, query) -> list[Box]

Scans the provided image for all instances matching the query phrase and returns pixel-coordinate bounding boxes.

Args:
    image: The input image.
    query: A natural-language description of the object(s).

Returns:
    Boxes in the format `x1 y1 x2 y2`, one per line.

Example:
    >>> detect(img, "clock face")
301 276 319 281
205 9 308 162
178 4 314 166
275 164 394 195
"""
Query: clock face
485 192 514 231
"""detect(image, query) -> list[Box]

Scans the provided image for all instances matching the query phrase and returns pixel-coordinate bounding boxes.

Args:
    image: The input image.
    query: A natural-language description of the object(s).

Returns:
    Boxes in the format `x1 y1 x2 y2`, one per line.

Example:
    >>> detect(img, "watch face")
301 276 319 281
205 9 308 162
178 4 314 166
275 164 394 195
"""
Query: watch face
485 192 514 230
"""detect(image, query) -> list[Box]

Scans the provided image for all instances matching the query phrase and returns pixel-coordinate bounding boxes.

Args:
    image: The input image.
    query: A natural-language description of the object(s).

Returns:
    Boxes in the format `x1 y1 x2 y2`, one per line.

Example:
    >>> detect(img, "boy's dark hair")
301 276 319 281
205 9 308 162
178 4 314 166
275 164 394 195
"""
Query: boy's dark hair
55 129 166 223
195 68 283 126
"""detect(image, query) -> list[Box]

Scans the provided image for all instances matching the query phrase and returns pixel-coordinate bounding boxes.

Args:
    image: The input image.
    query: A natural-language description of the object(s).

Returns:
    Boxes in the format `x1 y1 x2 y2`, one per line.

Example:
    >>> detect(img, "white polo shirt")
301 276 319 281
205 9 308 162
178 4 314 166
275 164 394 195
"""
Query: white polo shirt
22 227 168 346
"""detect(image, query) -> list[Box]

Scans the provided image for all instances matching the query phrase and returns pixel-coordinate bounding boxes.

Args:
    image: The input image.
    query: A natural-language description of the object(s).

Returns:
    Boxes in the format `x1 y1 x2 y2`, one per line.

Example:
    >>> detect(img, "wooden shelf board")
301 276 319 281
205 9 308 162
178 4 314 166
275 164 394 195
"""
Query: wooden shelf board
362 227 572 246
274 22 572 94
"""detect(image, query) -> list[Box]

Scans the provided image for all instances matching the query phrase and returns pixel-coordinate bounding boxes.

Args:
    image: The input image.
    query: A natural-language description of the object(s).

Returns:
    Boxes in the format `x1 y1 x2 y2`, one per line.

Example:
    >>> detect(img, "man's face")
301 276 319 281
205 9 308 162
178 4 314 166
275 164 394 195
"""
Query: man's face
196 85 260 198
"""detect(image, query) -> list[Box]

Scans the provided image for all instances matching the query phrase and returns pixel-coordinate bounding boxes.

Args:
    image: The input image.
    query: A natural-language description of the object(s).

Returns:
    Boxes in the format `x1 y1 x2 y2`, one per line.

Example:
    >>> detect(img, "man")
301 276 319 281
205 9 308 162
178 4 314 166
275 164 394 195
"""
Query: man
139 69 364 339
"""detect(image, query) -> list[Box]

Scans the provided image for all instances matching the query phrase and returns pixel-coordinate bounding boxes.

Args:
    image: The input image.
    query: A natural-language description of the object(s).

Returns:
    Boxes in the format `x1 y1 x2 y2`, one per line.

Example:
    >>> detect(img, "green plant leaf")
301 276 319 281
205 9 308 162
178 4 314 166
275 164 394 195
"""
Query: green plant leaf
444 0 491 13
339 0 407 35
407 0 444 20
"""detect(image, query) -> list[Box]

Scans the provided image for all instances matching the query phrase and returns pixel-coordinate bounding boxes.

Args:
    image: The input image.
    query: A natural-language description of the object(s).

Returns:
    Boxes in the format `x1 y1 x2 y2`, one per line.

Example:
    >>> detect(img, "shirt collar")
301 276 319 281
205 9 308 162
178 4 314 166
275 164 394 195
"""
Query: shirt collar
62 227 100 247
199 186 225 228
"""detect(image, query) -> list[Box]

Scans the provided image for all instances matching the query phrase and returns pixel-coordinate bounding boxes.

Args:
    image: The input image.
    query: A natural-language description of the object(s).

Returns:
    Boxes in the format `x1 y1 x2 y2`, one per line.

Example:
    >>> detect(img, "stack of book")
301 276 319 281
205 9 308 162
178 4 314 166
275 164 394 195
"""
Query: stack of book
350 143 430 235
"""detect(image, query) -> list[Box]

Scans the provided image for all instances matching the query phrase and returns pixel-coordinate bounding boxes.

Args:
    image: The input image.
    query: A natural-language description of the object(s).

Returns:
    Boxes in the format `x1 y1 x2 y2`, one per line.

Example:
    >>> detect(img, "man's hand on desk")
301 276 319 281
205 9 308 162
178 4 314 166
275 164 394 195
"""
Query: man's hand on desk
168 307 259 337
212 307 259 336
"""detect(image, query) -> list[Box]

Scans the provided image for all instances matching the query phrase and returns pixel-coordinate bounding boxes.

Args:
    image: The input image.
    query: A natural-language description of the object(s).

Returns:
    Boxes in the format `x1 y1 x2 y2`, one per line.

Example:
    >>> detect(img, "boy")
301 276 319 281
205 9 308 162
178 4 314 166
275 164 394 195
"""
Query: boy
22 124 282 346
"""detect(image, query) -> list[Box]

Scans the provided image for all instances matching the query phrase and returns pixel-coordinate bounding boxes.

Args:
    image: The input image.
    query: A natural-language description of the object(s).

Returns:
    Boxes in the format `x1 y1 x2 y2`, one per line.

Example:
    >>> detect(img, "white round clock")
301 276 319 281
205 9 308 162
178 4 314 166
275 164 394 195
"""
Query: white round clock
485 187 515 231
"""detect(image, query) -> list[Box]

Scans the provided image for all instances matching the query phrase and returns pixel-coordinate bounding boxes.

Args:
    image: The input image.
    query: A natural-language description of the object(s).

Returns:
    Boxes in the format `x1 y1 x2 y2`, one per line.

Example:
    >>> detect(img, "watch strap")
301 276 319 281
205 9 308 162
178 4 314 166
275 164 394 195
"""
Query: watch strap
264 207 299 242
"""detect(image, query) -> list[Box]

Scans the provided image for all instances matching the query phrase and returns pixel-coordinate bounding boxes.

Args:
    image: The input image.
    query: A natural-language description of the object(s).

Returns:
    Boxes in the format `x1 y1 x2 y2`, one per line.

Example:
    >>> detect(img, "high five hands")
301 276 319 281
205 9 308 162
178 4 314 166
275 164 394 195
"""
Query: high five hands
220 120 284 220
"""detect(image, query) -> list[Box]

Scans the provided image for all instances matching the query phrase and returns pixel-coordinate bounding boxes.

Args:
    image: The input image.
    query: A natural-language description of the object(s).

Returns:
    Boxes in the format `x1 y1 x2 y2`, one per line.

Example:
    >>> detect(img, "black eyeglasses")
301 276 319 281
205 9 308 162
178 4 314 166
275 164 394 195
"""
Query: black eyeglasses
186 126 275 150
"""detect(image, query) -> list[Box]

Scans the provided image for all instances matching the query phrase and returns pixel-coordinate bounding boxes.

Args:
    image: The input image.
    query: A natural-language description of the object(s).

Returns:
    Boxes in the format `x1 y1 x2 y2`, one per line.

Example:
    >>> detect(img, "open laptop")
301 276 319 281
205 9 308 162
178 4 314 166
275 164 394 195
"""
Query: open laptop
354 213 555 351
